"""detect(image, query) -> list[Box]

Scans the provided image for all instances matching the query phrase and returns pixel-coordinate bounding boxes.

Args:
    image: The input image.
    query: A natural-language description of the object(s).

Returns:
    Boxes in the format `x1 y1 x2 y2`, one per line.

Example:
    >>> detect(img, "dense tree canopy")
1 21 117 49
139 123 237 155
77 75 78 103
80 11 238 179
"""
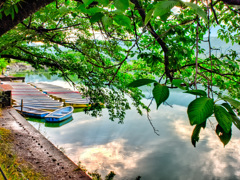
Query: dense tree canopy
1 0 240 145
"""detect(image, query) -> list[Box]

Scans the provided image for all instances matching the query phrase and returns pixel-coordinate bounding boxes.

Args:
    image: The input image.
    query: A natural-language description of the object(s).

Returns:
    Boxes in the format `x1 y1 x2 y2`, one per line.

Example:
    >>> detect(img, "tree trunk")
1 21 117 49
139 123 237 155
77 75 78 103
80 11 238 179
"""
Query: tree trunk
0 0 55 36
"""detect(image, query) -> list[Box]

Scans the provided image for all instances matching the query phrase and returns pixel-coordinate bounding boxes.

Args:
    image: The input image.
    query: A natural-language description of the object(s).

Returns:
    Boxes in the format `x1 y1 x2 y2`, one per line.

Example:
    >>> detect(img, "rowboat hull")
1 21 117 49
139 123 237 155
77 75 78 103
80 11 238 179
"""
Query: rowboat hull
64 103 91 108
45 116 73 127
45 106 73 122
14 106 50 118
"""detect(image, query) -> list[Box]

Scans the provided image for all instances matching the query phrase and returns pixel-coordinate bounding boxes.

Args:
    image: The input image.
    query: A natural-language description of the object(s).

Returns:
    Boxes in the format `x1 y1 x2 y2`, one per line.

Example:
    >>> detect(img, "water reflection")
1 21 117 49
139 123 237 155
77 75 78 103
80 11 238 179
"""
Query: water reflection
28 99 240 180
27 116 73 128
16 75 240 179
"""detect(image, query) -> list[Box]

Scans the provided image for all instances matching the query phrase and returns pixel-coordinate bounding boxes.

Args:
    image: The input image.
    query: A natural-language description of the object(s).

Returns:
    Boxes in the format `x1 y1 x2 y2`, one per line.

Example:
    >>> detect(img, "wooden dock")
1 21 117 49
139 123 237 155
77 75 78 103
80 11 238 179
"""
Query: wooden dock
30 83 91 108
0 75 25 82
3 82 63 111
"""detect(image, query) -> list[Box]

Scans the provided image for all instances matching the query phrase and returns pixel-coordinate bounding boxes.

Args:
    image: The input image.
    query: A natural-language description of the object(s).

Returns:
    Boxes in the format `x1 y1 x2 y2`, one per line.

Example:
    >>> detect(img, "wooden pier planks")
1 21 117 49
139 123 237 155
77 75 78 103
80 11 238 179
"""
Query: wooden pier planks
4 82 63 110
31 82 90 107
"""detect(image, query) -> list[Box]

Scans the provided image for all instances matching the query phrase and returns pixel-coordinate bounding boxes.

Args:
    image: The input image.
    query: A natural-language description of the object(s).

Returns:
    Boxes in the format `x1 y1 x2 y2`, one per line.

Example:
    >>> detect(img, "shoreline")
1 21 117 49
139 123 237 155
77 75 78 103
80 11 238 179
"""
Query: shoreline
0 107 91 180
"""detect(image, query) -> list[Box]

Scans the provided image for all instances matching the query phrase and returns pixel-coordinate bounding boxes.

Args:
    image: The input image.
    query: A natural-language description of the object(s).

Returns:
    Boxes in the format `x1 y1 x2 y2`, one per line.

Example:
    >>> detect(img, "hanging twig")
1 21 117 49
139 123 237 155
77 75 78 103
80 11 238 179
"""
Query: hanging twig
147 110 160 136
207 0 214 98
210 0 219 24
195 24 199 89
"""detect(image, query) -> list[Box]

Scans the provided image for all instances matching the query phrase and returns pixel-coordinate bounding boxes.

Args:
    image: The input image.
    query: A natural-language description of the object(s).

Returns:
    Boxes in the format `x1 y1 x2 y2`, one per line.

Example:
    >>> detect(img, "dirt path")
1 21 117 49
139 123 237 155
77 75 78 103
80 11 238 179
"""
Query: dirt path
0 108 91 180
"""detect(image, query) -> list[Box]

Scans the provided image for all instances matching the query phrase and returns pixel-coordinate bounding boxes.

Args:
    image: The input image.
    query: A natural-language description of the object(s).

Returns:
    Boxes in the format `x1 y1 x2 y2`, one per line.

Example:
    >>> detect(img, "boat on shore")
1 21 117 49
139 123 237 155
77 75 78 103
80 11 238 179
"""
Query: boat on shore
14 106 50 118
45 106 73 122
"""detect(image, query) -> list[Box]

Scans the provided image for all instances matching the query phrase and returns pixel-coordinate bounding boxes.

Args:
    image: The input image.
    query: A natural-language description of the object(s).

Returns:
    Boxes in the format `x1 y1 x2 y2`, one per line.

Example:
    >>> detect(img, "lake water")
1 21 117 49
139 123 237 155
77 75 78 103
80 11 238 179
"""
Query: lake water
15 72 240 180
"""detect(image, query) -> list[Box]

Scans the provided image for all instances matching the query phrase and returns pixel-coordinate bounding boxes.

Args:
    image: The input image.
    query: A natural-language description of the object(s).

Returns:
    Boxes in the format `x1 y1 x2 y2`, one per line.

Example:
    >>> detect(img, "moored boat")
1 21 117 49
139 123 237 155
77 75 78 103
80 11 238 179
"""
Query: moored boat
14 106 50 118
45 106 73 122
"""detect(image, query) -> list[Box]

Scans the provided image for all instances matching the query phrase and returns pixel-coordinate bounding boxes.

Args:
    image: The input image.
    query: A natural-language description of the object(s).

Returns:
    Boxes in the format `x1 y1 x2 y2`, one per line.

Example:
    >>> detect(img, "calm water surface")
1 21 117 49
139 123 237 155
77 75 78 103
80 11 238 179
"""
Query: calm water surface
18 72 240 180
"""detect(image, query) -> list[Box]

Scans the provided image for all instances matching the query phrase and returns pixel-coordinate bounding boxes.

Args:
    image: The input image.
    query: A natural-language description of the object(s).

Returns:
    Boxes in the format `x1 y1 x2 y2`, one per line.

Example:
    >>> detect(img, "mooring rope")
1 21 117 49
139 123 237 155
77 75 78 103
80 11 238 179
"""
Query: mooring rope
0 166 7 180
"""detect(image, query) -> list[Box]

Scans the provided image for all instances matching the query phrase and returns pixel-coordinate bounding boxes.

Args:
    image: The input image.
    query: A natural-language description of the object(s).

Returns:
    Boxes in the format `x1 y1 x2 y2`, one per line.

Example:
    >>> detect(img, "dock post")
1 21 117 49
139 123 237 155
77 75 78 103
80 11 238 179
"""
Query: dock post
21 99 23 112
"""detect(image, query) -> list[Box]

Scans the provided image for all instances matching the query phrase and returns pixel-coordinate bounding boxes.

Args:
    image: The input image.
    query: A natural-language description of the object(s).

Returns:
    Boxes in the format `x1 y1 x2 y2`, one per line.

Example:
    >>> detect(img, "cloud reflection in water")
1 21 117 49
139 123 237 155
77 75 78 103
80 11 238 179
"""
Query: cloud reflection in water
28 99 240 180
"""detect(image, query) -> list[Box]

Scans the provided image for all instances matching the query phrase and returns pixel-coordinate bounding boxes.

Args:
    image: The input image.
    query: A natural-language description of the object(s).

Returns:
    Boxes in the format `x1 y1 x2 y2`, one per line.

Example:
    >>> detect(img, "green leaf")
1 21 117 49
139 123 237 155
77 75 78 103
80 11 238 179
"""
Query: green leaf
145 8 154 25
184 90 207 97
87 7 103 15
113 14 131 27
216 124 232 146
187 97 214 125
183 2 208 23
172 79 188 90
4 8 11 16
221 103 235 115
65 0 71 6
113 0 129 12
152 83 169 109
14 4 18 14
153 1 178 18
97 0 109 6
129 1 135 10
214 104 232 133
102 15 113 27
83 0 94 6
221 96 240 110
90 12 104 23
191 121 206 147
127 79 156 88
231 114 240 130
10 7 14 20
59 6 69 14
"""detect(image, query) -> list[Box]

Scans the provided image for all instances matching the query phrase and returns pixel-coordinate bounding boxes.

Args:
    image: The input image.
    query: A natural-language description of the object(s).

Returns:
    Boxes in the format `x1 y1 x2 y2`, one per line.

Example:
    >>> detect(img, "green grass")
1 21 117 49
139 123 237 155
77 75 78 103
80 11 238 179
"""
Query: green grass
0 127 48 180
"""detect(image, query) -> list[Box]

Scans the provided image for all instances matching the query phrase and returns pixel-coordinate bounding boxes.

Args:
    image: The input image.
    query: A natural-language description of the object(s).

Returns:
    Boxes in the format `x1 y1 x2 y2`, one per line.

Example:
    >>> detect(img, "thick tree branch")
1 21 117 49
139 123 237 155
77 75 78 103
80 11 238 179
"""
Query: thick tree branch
130 0 172 81
0 0 55 36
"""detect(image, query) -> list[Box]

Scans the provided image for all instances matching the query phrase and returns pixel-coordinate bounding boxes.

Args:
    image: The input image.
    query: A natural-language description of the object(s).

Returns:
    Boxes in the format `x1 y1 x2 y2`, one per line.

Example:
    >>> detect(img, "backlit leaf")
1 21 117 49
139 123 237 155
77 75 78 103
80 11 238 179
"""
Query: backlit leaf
145 8 154 25
221 103 235 115
214 104 232 133
97 0 109 6
231 114 240 130
153 83 169 109
187 97 214 125
184 90 207 97
221 96 240 110
172 79 188 90
183 2 208 22
127 79 156 88
113 15 131 27
83 0 94 6
153 1 178 18
113 0 129 12
102 15 113 27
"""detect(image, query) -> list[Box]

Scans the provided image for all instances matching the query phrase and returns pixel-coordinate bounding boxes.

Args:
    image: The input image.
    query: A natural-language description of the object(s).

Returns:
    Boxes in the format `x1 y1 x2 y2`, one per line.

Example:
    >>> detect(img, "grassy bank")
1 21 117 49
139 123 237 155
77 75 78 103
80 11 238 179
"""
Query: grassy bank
0 127 48 180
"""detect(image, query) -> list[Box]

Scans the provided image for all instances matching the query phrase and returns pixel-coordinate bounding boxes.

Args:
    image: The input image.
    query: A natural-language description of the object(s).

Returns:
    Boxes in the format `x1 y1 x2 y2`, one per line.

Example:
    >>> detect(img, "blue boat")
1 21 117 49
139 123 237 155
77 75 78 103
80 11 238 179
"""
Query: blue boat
45 116 73 127
14 106 50 118
45 106 73 122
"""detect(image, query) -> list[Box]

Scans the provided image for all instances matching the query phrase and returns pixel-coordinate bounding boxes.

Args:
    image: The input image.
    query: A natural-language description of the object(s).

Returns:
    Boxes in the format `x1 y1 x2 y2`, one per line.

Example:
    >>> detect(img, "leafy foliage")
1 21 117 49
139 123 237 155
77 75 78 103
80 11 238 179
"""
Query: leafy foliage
187 97 214 125
152 83 169 109
0 0 240 145
191 121 206 147
214 104 232 133
127 79 156 88
184 90 207 97
216 124 232 146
